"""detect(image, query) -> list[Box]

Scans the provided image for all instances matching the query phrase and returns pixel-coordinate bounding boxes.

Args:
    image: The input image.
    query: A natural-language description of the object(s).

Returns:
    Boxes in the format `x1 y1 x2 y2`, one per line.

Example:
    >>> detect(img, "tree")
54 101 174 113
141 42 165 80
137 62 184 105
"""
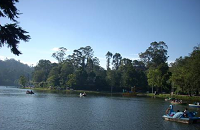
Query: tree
52 47 67 63
19 75 27 87
147 63 170 93
170 45 200 95
66 74 76 88
33 60 52 84
121 64 138 89
78 46 94 70
47 66 60 87
59 62 74 87
106 51 113 70
139 41 168 68
73 69 88 90
0 0 30 55
147 68 162 93
112 53 122 70
132 60 146 71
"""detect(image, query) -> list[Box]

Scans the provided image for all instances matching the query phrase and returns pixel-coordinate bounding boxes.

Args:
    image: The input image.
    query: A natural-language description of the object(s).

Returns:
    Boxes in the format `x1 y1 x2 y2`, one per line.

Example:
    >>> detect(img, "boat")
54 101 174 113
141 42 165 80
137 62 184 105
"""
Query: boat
26 90 34 94
80 92 86 97
189 102 200 108
165 97 175 101
170 99 186 105
162 115 200 124
122 92 137 97
122 86 137 97
162 105 200 124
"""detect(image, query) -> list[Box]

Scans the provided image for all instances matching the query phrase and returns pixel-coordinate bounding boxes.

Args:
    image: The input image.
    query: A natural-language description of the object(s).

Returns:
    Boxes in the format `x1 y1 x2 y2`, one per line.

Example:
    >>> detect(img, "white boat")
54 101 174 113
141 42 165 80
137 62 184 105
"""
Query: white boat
79 92 86 97
189 103 200 108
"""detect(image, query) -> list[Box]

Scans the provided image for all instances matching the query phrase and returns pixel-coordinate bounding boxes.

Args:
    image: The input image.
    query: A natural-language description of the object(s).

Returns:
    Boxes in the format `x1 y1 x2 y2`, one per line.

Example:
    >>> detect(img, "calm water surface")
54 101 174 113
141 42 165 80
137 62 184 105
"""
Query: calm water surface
0 86 200 130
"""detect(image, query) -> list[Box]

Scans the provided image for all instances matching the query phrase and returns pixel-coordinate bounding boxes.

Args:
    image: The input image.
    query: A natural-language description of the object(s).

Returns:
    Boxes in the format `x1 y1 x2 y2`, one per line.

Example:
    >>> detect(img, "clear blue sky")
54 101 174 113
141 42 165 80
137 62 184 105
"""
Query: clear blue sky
1 0 200 68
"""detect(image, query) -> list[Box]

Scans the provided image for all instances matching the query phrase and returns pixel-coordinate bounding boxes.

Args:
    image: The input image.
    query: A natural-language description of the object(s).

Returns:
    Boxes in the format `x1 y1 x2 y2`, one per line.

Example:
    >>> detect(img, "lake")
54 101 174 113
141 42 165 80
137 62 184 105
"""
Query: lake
0 86 200 130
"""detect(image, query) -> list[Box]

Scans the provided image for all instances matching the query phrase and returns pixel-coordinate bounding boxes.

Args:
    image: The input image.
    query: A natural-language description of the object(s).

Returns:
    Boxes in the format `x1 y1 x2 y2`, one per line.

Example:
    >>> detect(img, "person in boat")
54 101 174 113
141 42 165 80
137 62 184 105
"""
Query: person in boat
83 92 86 96
166 105 175 116
183 108 188 118
166 107 170 115
172 111 184 118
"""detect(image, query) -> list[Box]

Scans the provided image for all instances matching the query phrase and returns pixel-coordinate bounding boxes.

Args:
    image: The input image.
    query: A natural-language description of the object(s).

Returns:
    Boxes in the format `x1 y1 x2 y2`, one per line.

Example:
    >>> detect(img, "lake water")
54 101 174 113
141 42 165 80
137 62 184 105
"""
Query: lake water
0 86 200 130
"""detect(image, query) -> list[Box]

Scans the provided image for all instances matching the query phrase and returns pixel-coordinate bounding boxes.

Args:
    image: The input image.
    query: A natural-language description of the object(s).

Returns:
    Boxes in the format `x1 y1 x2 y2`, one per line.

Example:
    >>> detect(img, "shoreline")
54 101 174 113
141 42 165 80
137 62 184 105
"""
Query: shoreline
24 87 200 101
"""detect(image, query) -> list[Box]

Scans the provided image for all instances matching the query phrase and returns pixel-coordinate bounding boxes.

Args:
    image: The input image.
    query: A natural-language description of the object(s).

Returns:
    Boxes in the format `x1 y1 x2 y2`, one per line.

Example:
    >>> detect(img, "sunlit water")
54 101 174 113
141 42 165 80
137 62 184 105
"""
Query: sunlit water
0 86 200 130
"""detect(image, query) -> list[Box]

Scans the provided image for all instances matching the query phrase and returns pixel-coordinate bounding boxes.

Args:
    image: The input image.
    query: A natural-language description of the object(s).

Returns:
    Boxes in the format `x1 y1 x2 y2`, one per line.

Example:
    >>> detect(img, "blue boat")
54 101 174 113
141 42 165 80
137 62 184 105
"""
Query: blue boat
162 105 200 124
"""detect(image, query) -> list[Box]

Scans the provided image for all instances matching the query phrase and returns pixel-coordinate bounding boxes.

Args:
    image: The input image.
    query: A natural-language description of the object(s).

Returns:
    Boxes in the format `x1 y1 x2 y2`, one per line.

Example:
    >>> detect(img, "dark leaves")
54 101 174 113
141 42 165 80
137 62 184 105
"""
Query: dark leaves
0 24 30 55
0 0 19 22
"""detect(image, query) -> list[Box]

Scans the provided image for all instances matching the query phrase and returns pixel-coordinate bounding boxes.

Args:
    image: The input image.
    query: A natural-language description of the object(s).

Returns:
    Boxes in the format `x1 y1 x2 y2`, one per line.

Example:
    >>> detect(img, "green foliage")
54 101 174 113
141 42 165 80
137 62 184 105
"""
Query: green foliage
112 53 122 70
19 75 27 87
33 60 52 83
59 62 74 87
66 74 76 88
140 41 170 93
52 47 67 63
139 41 168 68
30 44 199 95
170 45 200 95
47 66 60 87
147 68 162 91
120 64 138 88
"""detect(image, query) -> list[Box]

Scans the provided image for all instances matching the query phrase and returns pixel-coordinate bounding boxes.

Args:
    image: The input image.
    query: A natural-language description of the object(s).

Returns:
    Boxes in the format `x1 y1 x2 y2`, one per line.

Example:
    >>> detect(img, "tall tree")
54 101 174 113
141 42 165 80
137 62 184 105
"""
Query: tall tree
106 51 113 70
112 53 122 70
139 41 168 68
0 0 30 55
78 46 94 70
52 47 67 63
121 58 132 66
33 60 52 83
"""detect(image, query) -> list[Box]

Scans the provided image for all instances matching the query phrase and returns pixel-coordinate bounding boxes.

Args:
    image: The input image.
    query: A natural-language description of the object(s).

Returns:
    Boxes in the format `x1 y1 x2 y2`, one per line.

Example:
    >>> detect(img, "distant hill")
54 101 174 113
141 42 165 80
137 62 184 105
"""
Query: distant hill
0 59 34 86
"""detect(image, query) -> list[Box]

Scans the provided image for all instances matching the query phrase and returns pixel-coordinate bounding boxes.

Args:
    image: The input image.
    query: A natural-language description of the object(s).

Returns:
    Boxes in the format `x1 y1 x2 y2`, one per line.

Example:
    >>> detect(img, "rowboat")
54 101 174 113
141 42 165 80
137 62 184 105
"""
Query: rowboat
26 90 34 94
189 103 200 108
171 99 186 105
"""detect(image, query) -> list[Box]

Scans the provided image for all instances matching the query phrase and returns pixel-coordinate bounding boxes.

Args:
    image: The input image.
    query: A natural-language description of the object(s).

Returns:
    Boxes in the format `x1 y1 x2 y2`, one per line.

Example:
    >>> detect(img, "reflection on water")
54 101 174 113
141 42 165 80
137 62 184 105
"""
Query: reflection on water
0 86 200 130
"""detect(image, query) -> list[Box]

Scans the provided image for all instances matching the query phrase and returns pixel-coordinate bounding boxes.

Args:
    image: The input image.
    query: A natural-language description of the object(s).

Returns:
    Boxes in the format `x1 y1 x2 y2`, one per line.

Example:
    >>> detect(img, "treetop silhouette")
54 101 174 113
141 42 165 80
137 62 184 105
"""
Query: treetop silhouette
0 0 30 55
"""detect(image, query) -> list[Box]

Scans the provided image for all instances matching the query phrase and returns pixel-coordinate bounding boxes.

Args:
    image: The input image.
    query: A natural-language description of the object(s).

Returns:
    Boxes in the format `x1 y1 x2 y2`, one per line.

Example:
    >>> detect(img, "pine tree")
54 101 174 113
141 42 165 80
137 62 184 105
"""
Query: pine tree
0 0 30 55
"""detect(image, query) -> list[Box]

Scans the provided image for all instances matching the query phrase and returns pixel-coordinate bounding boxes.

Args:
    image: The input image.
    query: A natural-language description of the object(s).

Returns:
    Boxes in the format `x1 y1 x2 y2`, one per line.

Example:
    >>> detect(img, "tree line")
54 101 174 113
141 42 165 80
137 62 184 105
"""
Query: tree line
31 42 200 95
